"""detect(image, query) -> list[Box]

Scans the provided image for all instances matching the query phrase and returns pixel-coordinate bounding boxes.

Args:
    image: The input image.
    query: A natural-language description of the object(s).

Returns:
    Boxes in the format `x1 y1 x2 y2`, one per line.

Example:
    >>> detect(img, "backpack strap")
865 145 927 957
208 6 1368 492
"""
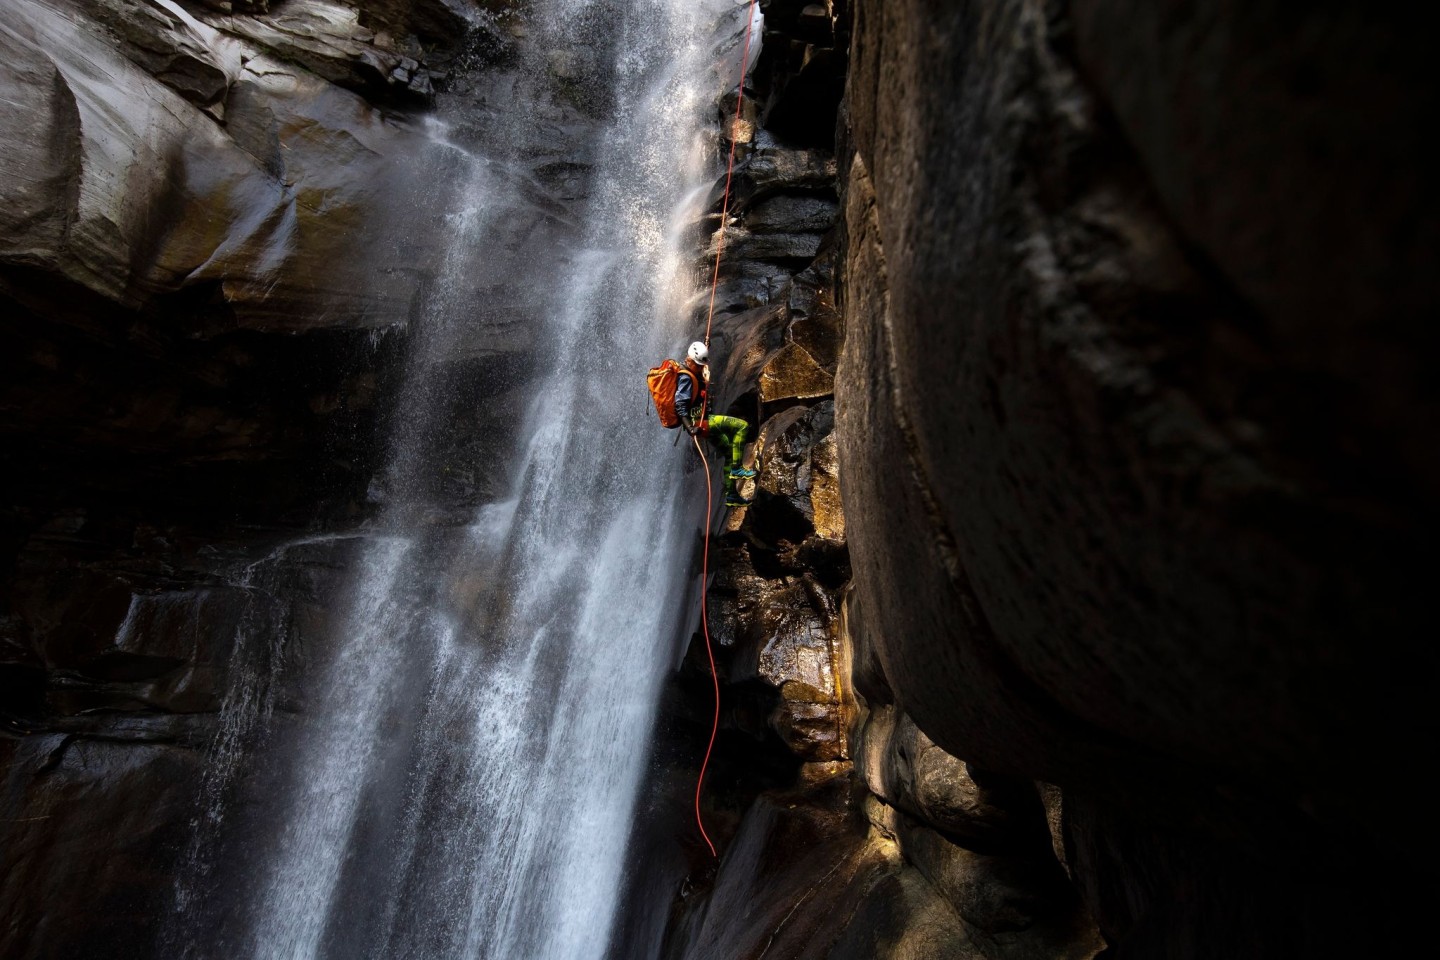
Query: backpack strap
679 367 706 421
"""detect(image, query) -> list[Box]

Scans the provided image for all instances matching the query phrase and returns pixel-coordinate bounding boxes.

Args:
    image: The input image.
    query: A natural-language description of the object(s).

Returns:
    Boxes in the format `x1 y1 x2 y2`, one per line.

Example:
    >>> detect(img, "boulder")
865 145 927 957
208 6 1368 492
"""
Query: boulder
758 341 834 403
852 702 1049 852
837 0 1440 953
674 786 975 960
866 797 1102 954
742 193 837 234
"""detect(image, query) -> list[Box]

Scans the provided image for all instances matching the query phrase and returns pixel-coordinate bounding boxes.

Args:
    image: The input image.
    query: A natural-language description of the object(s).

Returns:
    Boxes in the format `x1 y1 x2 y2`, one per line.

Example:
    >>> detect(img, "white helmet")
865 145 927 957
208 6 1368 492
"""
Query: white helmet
687 341 709 365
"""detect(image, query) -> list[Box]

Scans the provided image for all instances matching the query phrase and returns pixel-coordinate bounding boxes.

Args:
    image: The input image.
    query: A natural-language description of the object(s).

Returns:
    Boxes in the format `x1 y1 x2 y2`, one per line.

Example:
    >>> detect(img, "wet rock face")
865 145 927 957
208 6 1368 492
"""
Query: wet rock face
0 524 368 959
675 779 984 960
0 1 582 955
838 0 1439 953
1 735 204 954
666 7 1101 957
703 299 849 767
0 0 553 334
855 704 1039 851
0 0 561 514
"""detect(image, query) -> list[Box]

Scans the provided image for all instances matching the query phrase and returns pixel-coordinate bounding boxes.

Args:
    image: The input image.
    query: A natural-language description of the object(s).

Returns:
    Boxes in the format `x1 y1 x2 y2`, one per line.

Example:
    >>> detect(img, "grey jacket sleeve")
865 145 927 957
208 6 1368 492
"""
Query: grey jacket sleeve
674 371 695 420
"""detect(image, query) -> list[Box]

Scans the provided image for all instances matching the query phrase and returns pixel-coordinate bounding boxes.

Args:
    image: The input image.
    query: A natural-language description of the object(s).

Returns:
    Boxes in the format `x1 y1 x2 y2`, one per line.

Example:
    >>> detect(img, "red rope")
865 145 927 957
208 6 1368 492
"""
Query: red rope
691 434 719 858
693 0 759 860
702 0 759 350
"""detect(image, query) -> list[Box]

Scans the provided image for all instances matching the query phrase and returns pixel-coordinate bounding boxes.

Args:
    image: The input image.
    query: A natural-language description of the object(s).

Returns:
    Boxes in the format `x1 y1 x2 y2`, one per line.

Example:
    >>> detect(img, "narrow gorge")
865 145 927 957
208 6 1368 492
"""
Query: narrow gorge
3 2 1435 959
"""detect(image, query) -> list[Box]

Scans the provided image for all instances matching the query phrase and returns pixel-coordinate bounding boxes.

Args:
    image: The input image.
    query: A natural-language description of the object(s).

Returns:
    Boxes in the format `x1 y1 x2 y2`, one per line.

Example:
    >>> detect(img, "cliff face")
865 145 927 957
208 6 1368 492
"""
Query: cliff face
5 0 1437 956
0 2 578 954
665 4 1101 958
678 0 1438 957
0 0 551 532
3 0 497 325
839 0 1435 955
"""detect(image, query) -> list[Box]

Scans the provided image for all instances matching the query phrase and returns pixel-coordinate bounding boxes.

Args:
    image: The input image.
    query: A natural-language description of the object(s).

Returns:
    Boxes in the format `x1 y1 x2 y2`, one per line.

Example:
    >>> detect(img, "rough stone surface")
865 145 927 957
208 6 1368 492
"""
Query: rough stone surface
0 2 593 955
742 194 837 235
670 783 965 960
0 524 364 958
759 341 834 403
0 735 204 958
837 0 1439 954
665 9 1101 955
866 797 1101 956
1 0 540 333
852 702 1048 852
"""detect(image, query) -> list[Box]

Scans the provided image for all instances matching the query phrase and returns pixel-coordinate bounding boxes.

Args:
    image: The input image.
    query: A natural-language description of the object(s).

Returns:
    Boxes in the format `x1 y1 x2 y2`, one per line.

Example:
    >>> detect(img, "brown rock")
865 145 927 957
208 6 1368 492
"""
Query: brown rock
770 697 844 761
808 429 844 541
757 606 834 693
912 747 1012 841
84 0 230 106
866 797 1103 954
674 789 978 960
0 0 554 342
758 341 833 403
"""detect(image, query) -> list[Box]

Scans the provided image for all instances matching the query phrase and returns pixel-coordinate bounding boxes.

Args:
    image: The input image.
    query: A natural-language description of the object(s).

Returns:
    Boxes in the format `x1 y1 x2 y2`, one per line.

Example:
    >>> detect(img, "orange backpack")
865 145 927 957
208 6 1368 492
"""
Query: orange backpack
647 359 700 428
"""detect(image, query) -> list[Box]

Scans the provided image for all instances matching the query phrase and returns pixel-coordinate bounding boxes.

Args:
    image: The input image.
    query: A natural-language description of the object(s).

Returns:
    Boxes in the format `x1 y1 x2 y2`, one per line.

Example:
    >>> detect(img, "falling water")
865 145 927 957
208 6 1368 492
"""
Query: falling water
168 0 759 957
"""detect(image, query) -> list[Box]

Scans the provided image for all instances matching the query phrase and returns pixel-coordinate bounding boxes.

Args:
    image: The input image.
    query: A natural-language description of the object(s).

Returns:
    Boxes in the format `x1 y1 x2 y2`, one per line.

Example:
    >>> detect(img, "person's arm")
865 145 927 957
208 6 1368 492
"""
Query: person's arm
674 372 694 422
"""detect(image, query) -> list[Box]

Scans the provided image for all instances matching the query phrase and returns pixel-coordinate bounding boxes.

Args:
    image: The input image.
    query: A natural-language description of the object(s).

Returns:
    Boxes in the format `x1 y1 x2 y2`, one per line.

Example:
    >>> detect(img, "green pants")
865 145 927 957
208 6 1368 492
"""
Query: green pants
704 414 749 492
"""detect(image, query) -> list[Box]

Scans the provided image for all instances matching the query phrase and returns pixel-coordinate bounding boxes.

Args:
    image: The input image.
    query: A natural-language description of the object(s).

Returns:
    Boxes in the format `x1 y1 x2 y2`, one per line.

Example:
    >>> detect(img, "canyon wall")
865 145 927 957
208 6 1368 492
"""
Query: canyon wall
4 0 1437 957
677 0 1437 957
0 1 576 954
838 0 1438 953
666 3 1102 957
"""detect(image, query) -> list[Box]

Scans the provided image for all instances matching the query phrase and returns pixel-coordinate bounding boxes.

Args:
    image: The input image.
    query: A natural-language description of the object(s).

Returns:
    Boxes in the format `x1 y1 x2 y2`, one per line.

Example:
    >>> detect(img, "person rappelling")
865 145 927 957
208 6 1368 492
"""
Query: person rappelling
648 341 756 507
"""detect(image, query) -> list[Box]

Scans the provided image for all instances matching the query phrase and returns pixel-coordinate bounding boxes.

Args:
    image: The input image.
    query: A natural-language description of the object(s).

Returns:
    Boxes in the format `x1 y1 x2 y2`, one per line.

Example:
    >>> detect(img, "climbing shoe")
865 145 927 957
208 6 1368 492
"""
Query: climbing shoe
728 466 758 480
724 493 752 507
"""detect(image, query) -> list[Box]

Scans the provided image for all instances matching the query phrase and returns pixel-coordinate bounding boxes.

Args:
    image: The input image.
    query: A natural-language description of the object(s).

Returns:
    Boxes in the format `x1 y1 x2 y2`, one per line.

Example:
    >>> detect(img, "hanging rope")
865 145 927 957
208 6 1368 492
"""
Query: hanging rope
692 0 759 861
702 0 760 351
691 434 720 858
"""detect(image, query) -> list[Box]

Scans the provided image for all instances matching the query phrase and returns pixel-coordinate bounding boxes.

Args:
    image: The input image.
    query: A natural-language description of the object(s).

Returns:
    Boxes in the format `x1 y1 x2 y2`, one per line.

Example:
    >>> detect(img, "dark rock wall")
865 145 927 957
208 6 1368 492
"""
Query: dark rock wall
6 0 1436 955
0 527 364 957
667 0 1438 957
664 4 1102 958
0 2 565 955
838 0 1438 956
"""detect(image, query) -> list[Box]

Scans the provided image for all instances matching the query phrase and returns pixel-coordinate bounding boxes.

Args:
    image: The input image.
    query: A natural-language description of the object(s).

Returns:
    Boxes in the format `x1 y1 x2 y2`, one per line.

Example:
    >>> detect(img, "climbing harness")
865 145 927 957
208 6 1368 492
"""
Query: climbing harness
693 0 759 861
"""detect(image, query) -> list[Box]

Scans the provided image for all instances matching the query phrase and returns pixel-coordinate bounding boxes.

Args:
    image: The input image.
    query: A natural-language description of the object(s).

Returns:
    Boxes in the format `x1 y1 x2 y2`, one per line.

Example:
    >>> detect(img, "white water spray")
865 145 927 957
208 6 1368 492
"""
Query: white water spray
170 1 759 958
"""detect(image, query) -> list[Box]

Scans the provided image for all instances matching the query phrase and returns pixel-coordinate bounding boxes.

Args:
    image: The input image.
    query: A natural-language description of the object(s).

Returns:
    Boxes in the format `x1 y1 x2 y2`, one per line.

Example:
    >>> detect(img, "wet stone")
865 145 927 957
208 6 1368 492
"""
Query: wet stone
755 402 838 523
723 228 826 263
712 136 838 212
759 341 834 403
771 698 845 761
741 194 838 234
808 430 844 542
757 606 834 693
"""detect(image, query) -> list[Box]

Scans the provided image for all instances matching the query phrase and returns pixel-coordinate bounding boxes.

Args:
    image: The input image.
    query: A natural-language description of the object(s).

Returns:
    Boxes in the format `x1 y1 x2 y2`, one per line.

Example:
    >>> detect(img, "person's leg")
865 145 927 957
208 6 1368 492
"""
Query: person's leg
705 414 752 503
706 414 749 475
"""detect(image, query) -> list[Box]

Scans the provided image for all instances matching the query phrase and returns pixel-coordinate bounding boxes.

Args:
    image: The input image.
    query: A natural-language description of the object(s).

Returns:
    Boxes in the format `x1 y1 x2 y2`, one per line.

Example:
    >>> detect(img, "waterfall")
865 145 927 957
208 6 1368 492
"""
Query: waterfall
161 0 758 957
